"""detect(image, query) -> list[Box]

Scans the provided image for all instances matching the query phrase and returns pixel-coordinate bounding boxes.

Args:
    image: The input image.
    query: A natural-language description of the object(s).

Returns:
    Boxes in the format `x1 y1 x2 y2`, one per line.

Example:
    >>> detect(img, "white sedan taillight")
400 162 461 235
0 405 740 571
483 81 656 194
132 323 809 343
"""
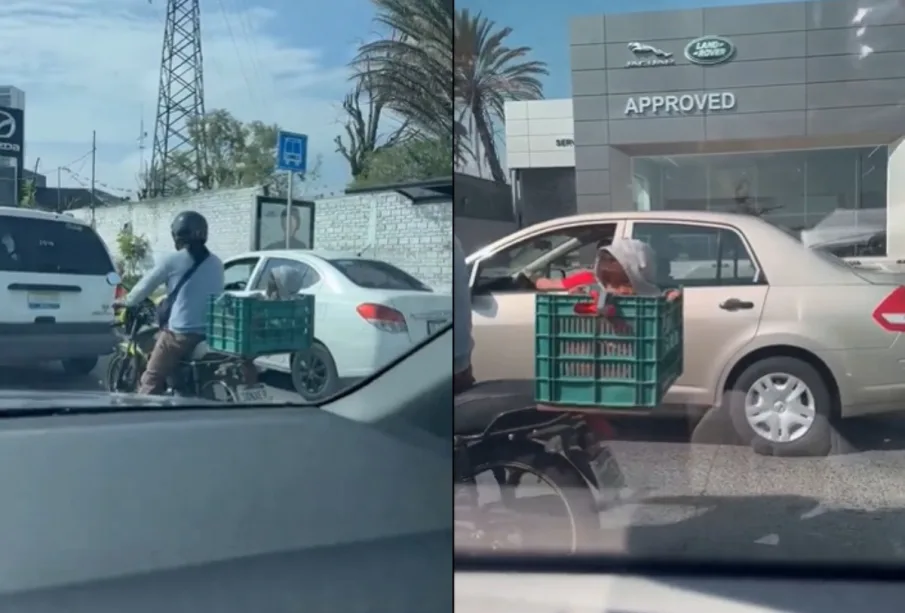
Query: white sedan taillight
356 303 408 334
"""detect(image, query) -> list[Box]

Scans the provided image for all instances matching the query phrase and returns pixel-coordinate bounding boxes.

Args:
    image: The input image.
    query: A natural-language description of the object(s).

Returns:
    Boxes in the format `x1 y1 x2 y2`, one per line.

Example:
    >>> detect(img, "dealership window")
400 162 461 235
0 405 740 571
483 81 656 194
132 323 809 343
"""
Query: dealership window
633 174 650 211
631 146 888 257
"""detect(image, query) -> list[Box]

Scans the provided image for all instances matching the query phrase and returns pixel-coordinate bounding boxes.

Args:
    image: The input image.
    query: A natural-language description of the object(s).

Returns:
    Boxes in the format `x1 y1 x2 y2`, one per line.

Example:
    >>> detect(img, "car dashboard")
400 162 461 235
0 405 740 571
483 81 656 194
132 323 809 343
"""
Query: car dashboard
456 566 905 613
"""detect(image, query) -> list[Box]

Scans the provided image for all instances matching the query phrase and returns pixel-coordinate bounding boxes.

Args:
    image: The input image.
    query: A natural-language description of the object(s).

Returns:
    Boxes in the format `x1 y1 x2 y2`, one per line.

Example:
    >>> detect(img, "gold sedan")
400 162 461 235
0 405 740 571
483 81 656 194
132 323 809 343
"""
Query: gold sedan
467 211 905 457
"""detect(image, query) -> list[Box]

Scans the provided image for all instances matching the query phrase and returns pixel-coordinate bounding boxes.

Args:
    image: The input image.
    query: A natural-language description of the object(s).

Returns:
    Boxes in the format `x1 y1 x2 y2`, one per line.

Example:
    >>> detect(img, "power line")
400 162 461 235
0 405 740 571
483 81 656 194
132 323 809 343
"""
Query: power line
37 150 93 176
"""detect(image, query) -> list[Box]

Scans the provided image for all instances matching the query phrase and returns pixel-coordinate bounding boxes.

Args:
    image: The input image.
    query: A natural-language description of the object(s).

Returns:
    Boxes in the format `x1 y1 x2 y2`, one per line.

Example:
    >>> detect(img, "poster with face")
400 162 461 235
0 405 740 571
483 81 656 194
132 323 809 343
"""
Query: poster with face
255 197 314 251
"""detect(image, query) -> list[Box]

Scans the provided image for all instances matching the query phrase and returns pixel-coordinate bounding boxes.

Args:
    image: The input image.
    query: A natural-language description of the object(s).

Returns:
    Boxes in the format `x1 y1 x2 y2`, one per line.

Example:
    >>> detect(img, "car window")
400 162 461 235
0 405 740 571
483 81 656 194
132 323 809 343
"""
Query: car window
329 258 431 292
223 257 259 291
0 217 113 275
631 222 759 287
475 223 619 286
252 257 320 291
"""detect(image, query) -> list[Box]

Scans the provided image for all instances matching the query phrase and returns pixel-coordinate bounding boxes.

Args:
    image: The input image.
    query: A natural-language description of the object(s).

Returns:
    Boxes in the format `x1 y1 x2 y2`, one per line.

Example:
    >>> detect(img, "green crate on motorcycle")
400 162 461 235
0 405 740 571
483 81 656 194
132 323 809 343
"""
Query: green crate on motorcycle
206 294 314 358
534 293 683 409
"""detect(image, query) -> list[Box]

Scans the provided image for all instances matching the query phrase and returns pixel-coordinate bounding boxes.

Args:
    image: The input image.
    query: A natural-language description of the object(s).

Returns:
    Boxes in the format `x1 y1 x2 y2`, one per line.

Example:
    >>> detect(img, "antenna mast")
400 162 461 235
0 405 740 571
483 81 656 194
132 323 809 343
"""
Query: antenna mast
149 0 206 197
138 107 148 176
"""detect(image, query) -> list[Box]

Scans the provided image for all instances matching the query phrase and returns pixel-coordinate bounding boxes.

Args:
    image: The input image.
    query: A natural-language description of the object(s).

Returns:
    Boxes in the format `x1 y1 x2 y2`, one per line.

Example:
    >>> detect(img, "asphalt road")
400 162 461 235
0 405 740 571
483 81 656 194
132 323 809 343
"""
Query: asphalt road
583 413 905 564
8 360 905 563
468 411 905 563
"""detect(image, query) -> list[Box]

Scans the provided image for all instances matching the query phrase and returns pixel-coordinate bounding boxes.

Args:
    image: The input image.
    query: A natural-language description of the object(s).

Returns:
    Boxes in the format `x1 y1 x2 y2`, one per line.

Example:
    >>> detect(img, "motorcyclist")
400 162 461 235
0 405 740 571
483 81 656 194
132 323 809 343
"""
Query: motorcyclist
115 211 225 395
453 235 473 394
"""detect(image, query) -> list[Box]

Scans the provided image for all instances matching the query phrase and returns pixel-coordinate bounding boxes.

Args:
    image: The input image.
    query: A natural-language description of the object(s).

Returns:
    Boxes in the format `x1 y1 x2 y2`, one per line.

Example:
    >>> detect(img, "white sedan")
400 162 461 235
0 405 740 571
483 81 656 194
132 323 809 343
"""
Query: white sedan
222 250 452 400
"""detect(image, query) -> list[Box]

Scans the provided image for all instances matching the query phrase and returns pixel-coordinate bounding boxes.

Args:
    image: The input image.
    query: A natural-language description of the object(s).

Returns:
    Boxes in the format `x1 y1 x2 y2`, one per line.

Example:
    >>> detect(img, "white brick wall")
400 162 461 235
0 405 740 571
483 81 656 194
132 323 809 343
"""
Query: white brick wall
313 192 453 291
72 188 454 290
69 187 261 266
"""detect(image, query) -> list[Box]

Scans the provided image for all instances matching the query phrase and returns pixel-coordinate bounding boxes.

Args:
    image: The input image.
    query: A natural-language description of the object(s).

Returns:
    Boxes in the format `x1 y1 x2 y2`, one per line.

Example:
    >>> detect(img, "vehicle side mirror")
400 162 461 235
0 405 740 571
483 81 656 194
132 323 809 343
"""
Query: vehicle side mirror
106 272 121 286
224 280 247 291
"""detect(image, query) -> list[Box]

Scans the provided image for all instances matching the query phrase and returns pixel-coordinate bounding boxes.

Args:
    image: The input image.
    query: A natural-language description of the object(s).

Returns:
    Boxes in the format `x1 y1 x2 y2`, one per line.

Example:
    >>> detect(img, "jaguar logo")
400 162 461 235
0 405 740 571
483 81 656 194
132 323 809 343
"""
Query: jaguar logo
627 42 672 58
625 42 676 68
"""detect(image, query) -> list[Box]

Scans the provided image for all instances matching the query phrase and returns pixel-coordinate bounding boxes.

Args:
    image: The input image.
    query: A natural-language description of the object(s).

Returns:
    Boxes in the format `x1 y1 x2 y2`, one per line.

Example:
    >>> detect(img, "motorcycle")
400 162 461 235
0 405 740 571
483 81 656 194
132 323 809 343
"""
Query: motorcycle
107 300 253 401
454 381 624 554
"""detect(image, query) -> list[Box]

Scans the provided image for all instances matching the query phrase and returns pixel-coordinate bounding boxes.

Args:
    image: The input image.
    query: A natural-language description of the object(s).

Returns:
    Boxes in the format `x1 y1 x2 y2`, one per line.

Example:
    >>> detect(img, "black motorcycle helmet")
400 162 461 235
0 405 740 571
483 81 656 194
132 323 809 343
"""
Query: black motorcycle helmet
170 210 208 247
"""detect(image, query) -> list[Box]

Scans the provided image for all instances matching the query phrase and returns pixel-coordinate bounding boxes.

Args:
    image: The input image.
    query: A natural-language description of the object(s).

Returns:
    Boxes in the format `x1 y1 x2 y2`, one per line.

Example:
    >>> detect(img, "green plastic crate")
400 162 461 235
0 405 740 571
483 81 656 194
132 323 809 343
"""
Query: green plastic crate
206 294 314 358
534 293 683 409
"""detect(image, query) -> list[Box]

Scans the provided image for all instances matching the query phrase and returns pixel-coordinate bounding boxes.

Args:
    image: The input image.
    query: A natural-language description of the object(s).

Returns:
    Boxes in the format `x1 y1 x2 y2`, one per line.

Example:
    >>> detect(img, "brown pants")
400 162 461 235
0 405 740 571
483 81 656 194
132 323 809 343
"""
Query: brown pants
138 329 204 395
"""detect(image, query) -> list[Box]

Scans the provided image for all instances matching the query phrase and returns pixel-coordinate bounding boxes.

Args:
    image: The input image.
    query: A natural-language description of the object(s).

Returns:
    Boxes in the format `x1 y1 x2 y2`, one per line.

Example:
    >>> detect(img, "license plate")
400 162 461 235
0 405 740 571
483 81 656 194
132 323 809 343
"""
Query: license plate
427 319 447 334
27 292 60 310
235 384 270 403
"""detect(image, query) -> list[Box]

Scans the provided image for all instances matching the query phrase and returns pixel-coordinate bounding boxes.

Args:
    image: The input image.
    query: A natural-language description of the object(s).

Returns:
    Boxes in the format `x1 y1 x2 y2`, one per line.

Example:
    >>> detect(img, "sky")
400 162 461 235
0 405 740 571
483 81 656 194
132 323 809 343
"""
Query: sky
1 0 383 199
456 0 790 170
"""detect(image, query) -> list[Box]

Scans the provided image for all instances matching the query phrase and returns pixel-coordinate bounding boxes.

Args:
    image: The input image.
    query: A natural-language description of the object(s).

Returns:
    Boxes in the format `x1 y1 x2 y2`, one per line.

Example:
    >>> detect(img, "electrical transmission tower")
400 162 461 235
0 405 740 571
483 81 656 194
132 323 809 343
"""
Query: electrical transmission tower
149 0 206 198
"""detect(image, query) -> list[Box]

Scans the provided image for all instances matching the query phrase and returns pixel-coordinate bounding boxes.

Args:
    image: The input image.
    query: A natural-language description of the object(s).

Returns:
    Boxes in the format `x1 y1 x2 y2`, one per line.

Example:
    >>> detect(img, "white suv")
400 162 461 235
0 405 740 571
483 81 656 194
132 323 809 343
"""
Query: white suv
0 207 119 374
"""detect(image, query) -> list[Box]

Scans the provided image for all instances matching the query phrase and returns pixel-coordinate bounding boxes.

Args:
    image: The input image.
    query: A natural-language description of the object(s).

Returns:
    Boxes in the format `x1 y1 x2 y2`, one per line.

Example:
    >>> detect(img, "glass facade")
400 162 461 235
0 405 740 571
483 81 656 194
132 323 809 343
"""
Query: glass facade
631 146 888 257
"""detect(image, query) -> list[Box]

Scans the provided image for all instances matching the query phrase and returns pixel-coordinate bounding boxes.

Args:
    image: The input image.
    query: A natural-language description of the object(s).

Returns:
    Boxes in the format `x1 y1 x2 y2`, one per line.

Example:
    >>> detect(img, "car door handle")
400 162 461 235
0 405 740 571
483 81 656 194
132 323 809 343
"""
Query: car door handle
719 298 754 311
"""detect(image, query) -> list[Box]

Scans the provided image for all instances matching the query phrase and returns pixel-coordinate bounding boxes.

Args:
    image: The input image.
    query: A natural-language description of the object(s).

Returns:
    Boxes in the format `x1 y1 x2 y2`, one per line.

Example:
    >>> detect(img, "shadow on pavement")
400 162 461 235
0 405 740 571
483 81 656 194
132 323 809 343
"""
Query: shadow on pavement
0 365 103 392
623 493 905 562
626 494 905 612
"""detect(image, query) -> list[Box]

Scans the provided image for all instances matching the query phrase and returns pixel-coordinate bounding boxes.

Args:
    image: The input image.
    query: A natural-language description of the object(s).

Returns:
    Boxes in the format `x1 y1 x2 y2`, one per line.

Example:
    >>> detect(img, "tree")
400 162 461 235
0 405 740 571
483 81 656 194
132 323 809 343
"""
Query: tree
267 154 326 199
334 69 408 181
140 109 321 199
351 0 467 165
454 9 548 183
115 223 151 288
348 137 451 189
19 179 36 209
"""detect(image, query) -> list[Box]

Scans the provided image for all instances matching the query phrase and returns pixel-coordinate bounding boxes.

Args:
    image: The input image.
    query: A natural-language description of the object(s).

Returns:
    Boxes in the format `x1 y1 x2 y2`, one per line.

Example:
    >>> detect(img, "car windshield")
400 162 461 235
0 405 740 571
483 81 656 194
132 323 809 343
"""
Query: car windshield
6 1 453 413
454 0 905 570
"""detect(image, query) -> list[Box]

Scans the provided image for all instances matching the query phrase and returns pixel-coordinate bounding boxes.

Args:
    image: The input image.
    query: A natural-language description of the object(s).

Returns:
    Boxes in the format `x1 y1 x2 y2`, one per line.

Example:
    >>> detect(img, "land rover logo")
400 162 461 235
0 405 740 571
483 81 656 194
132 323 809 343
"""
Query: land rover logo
684 35 735 65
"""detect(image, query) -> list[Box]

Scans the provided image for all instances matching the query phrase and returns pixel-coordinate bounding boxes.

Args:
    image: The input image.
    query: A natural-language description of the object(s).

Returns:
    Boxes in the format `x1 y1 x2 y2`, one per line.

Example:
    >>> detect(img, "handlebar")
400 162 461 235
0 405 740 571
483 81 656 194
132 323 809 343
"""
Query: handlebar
116 299 157 335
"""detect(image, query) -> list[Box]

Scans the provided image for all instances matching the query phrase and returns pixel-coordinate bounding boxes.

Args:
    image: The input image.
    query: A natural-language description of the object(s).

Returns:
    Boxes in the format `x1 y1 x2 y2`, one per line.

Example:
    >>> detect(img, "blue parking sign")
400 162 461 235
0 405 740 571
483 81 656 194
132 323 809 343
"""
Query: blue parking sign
276 131 308 173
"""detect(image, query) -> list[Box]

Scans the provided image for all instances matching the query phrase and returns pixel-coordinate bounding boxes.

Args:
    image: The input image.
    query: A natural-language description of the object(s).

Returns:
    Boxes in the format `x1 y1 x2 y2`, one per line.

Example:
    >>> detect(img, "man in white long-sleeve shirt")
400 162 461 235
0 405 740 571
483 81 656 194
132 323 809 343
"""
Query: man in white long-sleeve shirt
453 235 473 394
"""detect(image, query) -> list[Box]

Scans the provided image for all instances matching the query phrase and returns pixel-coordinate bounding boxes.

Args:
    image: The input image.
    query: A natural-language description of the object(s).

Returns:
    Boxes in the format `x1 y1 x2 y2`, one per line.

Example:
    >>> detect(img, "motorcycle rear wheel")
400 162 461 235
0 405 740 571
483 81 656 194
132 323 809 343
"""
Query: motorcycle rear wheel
464 452 599 554
198 379 238 403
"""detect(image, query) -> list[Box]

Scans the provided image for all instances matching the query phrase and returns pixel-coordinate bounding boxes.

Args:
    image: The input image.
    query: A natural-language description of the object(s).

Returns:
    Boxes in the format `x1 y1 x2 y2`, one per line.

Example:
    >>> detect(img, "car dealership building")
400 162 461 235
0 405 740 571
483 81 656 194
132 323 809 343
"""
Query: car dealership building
504 0 905 259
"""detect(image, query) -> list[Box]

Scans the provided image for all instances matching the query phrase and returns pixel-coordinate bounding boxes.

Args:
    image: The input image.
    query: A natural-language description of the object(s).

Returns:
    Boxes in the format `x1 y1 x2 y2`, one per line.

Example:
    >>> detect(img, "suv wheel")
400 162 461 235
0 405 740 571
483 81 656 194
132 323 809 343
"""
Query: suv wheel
62 357 99 377
726 356 833 457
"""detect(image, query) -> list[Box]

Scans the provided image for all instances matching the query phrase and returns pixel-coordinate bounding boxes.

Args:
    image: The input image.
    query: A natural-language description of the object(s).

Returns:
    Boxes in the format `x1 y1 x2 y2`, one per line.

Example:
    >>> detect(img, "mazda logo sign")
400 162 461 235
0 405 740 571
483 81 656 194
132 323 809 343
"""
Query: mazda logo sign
0 110 15 139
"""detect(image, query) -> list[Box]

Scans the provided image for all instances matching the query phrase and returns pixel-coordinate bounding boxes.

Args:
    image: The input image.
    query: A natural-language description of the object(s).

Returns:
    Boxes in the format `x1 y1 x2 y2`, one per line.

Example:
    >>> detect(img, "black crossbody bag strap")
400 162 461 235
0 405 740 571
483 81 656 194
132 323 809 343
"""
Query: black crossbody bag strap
157 252 210 328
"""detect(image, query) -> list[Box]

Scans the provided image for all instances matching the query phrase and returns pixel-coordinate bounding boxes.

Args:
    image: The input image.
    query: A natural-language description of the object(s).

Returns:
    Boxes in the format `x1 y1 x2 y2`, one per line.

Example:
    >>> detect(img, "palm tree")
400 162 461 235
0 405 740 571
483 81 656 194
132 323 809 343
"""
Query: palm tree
351 0 470 165
455 10 548 183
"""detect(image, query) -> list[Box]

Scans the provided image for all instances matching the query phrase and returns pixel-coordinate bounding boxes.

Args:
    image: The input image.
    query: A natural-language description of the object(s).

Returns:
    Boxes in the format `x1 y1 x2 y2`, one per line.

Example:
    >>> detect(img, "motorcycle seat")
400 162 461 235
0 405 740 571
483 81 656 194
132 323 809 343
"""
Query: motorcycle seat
454 379 558 435
181 341 213 363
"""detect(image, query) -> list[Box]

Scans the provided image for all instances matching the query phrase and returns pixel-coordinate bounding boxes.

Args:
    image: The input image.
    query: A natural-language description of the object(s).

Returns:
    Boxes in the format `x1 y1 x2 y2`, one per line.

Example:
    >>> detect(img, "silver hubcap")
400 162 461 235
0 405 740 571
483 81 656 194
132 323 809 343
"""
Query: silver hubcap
744 373 816 443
